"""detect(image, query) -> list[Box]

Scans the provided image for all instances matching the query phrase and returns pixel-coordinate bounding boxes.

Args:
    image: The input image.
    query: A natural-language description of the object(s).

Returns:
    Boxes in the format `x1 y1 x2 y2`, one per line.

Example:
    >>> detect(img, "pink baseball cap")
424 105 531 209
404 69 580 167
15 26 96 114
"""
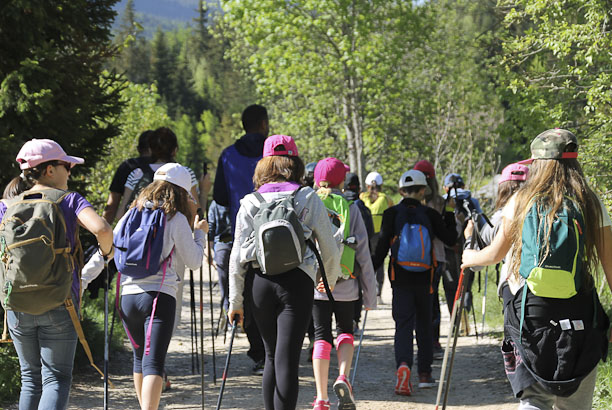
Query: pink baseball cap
499 163 529 184
263 135 299 157
414 160 435 178
314 157 348 188
16 139 84 170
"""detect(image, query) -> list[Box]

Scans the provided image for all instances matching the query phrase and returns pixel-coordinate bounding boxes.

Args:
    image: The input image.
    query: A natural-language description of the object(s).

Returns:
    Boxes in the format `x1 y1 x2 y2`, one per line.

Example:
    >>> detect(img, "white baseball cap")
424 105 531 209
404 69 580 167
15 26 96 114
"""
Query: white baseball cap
154 163 193 197
399 170 427 188
365 171 383 186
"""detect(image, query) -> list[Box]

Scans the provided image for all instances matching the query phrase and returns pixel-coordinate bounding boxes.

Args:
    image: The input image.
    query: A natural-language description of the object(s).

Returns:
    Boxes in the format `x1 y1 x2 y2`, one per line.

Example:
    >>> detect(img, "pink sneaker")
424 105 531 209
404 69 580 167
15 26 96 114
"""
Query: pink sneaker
395 363 412 396
333 374 356 410
312 398 331 410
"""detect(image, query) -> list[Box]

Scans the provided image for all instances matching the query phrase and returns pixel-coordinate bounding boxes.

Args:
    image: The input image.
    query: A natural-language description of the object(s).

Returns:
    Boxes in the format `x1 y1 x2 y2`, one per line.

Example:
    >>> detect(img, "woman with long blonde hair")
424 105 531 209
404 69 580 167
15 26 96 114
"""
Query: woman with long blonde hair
462 129 612 410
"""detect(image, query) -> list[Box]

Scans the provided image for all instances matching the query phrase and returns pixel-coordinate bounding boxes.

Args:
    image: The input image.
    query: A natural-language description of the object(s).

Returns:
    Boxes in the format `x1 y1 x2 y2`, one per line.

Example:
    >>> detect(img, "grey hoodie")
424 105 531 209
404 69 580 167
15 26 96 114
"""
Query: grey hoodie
229 186 342 312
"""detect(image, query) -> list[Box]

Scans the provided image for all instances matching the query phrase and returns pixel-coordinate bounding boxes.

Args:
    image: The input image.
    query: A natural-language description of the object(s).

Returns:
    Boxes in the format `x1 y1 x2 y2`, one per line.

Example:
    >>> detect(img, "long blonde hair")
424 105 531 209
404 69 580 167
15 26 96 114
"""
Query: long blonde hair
508 159 603 286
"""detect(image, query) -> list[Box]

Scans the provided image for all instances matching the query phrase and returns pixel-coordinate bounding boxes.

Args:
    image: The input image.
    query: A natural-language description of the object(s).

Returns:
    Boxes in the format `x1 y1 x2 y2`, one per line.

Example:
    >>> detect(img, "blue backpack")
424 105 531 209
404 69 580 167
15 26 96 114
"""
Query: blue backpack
114 203 167 278
390 205 435 280
113 202 173 355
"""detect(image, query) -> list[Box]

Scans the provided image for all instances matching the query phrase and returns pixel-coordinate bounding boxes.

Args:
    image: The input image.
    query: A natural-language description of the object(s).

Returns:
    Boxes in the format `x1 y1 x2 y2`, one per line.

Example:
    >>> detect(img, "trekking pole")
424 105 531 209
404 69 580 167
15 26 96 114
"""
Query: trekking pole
200 265 205 409
103 262 110 410
481 266 488 334
207 241 217 384
190 269 199 374
470 295 479 341
350 310 368 386
216 319 238 410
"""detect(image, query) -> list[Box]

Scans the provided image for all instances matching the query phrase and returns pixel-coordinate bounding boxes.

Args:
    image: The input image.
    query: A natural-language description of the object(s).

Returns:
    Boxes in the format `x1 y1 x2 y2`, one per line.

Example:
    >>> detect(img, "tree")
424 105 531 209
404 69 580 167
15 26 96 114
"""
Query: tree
0 0 123 189
111 0 150 84
498 0 612 205
221 0 425 182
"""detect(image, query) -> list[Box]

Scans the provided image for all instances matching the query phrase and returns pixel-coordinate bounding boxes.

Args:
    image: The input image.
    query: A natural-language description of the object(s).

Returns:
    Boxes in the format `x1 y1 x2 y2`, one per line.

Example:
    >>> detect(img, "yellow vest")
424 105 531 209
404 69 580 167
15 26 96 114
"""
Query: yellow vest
359 192 393 233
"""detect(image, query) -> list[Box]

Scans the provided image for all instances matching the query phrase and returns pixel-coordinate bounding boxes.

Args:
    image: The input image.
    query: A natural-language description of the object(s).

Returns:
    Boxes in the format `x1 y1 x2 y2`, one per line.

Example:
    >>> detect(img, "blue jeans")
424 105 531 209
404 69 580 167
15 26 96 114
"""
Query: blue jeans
8 305 78 410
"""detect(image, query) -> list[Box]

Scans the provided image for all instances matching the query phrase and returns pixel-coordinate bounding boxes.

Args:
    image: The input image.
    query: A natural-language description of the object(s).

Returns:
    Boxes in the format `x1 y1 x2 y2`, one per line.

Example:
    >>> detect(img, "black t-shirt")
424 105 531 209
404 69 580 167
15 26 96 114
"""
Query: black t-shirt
109 156 152 194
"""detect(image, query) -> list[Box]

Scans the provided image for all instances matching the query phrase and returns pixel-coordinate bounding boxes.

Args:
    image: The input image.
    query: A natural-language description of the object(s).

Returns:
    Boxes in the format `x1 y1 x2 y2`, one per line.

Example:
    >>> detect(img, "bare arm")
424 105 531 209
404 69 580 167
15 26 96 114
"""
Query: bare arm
115 187 133 221
102 192 120 224
78 207 114 257
461 217 512 269
597 226 612 292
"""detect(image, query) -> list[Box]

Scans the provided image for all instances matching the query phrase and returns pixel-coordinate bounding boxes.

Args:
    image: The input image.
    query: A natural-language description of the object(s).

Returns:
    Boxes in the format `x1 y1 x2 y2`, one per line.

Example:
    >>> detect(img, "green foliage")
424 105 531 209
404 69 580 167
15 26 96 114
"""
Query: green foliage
0 0 123 190
82 82 170 212
0 339 20 404
498 0 612 206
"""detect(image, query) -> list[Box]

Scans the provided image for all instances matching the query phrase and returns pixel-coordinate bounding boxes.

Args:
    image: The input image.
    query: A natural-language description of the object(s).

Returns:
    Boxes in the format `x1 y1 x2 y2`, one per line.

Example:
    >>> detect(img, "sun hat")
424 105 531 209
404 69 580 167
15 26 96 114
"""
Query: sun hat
443 173 464 188
263 135 299 157
154 163 193 197
518 128 578 165
399 170 427 188
16 139 84 170
414 160 435 178
314 157 348 188
365 171 383 186
499 163 529 184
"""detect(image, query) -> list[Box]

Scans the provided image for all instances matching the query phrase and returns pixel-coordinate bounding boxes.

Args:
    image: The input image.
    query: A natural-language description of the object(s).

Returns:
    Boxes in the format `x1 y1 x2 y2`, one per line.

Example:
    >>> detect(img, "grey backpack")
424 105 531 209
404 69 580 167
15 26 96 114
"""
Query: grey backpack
251 188 306 275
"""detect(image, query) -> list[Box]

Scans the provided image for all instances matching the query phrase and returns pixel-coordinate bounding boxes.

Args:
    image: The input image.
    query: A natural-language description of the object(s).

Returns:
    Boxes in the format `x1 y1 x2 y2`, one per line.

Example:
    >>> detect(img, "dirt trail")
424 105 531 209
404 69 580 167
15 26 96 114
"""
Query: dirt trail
7 264 518 409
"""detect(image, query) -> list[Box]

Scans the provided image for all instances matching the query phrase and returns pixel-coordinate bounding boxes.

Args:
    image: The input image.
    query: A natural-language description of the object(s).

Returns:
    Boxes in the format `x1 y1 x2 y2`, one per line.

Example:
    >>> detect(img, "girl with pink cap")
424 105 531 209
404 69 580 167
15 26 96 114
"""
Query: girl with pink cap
1 139 114 410
311 157 377 410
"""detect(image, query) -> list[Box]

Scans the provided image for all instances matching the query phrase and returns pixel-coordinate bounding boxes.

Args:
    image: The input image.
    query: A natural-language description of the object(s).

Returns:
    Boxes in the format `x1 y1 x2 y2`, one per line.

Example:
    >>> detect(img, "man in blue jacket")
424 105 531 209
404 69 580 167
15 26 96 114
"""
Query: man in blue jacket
213 104 268 375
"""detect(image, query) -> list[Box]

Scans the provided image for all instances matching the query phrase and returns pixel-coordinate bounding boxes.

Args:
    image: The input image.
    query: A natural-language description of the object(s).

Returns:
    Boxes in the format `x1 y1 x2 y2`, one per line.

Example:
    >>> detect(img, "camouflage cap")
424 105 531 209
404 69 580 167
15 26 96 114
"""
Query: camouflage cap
518 128 578 165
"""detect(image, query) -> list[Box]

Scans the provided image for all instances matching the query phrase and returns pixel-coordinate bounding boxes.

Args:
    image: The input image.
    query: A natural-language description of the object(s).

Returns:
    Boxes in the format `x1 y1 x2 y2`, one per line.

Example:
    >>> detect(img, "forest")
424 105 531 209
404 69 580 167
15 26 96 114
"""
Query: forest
1 0 612 406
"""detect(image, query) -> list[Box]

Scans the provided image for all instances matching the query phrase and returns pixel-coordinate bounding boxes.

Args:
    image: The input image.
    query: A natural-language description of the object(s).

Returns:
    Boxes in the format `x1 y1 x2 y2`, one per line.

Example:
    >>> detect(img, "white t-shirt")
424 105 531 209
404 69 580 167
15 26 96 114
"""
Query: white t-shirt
501 193 612 294
125 163 198 192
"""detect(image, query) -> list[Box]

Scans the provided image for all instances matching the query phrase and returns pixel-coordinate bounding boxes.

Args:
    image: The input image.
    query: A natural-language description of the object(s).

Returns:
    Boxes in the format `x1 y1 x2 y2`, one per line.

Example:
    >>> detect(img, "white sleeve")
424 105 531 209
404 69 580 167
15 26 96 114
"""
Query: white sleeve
124 168 143 190
81 252 105 290
170 213 205 270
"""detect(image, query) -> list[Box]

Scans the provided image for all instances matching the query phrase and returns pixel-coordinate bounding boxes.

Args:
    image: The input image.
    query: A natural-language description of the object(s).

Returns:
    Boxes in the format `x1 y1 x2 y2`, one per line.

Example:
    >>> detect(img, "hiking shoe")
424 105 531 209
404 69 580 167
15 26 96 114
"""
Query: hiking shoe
312 398 331 410
395 363 412 396
252 359 265 376
418 372 436 389
333 374 356 410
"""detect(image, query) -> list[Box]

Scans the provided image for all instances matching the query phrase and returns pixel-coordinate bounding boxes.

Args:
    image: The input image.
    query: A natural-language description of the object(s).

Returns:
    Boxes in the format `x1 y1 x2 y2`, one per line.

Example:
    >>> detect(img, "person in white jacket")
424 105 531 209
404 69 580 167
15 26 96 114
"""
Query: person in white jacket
82 163 208 410
228 135 341 410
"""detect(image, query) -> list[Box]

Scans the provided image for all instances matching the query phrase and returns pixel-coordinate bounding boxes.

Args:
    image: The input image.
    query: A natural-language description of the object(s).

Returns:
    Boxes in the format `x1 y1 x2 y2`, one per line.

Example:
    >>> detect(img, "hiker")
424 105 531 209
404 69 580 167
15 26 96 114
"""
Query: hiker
461 129 612 410
342 172 374 336
214 104 269 375
1 139 114 410
360 171 394 302
413 159 447 359
228 135 342 410
103 130 153 223
441 172 482 316
304 161 318 188
84 163 208 410
116 127 200 334
372 169 457 395
208 199 232 321
311 158 377 410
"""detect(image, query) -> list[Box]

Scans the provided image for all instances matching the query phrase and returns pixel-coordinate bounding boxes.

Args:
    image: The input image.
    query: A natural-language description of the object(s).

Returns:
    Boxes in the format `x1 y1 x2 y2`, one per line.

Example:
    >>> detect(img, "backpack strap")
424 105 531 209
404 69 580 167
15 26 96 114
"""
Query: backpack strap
307 240 335 303
64 298 114 388
519 282 528 344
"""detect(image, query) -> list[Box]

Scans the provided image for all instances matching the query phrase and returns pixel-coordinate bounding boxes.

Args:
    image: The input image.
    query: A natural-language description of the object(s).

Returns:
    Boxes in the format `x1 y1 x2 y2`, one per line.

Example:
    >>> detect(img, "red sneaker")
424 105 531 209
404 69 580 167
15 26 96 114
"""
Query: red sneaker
395 363 412 396
333 374 356 410
312 398 331 410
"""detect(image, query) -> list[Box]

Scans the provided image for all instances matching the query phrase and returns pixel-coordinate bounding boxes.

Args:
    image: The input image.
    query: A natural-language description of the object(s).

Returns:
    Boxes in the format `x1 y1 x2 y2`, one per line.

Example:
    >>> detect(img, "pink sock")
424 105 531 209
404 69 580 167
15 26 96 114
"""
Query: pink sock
313 340 332 360
336 333 354 349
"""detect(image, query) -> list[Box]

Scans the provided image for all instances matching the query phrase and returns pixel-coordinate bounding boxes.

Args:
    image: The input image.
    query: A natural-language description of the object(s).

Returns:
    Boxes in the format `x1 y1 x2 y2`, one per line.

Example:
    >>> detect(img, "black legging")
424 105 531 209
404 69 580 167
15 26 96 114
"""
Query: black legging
121 291 176 377
312 300 354 344
251 268 314 410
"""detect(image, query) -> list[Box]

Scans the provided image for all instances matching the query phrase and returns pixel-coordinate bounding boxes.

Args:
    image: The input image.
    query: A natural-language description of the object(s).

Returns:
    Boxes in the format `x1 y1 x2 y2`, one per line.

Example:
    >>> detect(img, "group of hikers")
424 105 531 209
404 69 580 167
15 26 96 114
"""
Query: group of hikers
1 103 611 410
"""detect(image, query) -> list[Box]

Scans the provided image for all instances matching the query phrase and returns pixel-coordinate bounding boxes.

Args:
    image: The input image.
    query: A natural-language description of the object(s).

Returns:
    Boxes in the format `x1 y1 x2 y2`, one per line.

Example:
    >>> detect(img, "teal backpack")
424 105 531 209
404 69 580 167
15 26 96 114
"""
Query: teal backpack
518 197 586 340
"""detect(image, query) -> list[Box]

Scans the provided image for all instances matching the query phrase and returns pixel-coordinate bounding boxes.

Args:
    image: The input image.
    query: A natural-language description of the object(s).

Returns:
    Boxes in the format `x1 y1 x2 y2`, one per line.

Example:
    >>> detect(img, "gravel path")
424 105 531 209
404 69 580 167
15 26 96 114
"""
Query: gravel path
7 264 518 409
